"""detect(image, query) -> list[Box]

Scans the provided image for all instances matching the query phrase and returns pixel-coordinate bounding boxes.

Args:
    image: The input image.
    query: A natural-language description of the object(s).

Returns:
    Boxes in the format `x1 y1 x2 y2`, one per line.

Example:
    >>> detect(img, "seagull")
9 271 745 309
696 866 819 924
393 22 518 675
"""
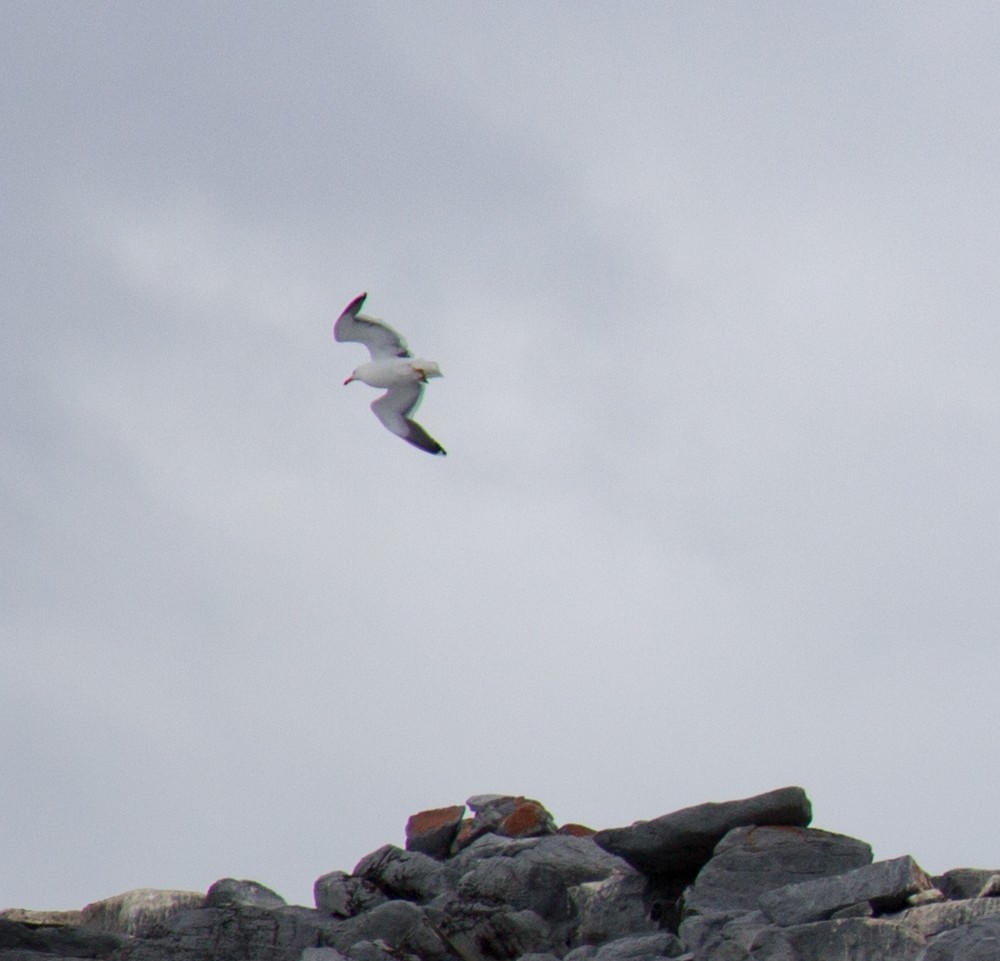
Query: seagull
334 292 446 456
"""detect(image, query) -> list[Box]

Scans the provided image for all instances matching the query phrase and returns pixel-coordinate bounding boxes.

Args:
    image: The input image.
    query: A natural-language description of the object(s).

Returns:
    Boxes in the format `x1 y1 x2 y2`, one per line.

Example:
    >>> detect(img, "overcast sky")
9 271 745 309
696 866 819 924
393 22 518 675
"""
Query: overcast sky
3 1 999 911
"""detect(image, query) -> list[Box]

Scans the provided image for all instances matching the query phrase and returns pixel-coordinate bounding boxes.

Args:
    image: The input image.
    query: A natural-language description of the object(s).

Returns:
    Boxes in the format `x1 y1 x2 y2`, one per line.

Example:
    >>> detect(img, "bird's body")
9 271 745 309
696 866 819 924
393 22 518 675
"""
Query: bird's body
334 293 446 455
345 357 442 390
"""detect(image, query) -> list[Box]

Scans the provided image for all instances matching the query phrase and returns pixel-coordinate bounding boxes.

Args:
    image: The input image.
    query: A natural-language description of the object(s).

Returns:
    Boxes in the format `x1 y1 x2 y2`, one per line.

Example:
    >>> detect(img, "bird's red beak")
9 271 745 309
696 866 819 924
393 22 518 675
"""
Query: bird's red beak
343 375 354 385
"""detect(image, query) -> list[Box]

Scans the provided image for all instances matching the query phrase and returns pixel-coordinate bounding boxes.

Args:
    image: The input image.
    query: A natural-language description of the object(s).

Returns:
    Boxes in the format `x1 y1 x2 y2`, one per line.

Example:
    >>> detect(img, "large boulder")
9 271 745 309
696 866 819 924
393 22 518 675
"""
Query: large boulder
748 916 927 960
918 913 1000 960
934 868 1000 900
80 888 206 937
0 915 123 957
353 845 450 903
449 835 635 889
0 908 84 926
205 878 286 910
406 805 467 859
759 855 933 926
565 931 684 961
894 897 1000 939
314 870 388 917
453 796 559 852
111 903 342 961
456 858 570 922
571 872 658 946
683 825 873 917
593 788 811 881
679 908 772 960
325 899 450 961
428 901 557 961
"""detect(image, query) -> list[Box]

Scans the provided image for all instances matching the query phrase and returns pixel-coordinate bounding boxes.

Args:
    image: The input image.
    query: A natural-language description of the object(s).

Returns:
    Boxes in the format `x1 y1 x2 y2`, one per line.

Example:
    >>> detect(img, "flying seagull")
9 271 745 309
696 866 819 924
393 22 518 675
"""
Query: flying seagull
334 292 446 456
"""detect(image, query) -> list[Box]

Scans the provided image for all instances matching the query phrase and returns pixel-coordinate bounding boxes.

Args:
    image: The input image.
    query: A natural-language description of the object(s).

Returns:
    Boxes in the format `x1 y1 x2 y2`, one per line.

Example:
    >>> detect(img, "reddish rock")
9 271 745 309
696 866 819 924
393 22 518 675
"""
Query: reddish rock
452 816 495 853
405 805 466 858
498 799 557 838
558 823 597 837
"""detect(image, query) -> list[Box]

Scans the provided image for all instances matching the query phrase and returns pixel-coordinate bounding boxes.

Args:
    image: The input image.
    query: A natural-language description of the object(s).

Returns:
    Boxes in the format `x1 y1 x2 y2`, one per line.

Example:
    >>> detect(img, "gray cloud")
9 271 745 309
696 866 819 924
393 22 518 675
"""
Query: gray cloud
3 1 999 910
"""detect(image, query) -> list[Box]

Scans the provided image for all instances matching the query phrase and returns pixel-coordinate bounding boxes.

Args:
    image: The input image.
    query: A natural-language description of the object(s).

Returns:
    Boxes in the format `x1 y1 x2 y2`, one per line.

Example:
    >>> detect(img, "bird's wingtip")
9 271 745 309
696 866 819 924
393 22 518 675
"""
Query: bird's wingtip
334 291 368 338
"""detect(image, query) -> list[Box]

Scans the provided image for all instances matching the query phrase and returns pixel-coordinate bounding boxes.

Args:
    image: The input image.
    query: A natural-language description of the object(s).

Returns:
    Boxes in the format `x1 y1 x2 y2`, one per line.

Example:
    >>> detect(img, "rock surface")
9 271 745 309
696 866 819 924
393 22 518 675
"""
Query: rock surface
593 787 812 880
205 878 286 910
917 913 1000 960
758 854 933 926
313 871 388 919
407 806 467 859
3 786 999 961
682 825 873 917
81 889 207 937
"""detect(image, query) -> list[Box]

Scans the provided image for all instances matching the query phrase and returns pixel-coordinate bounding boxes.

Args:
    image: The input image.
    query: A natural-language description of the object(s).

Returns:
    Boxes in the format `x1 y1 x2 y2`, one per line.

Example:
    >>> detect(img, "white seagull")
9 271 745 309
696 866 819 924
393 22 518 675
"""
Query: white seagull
334 292 446 456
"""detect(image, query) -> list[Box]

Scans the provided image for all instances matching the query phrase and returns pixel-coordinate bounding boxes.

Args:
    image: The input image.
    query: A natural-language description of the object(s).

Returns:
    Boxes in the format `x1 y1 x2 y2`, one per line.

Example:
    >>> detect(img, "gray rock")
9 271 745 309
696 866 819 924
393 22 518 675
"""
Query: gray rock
520 837 639 887
111 904 341 961
406 806 467 859
0 915 123 957
594 788 811 880
895 897 1000 939
592 932 684 960
456 858 569 921
829 900 874 919
934 868 1000 901
571 872 658 946
978 875 1000 898
976 874 1000 898
205 878 286 909
0 908 84 927
465 796 548 827
467 795 520 816
456 796 518 849
566 931 684 961
683 826 872 918
302 950 348 961
79 888 207 937
344 940 421 961
678 909 771 960
326 900 449 961
455 796 558 850
907 889 946 907
448 835 635 889
917 913 1000 960
429 902 556 961
446 833 523 869
759 855 932 926
353 845 449 903
314 871 388 918
749 917 927 960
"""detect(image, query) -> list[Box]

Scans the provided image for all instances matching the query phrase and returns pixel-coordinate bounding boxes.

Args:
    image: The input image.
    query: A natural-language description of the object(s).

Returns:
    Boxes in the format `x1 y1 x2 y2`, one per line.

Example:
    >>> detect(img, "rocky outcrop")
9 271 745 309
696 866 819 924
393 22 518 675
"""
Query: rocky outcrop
592 788 812 881
79 889 208 938
2 787 999 961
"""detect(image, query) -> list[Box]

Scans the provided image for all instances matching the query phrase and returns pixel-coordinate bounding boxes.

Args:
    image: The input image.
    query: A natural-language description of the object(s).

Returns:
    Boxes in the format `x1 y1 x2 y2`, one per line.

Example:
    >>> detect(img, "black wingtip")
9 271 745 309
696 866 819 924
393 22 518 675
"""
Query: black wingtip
346 292 367 315
334 292 369 339
402 420 447 456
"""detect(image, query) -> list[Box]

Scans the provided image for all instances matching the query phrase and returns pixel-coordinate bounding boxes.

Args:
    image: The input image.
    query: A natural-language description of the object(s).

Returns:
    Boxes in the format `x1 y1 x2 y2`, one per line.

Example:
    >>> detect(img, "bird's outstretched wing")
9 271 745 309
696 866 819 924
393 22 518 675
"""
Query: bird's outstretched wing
371 383 447 456
334 292 411 360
